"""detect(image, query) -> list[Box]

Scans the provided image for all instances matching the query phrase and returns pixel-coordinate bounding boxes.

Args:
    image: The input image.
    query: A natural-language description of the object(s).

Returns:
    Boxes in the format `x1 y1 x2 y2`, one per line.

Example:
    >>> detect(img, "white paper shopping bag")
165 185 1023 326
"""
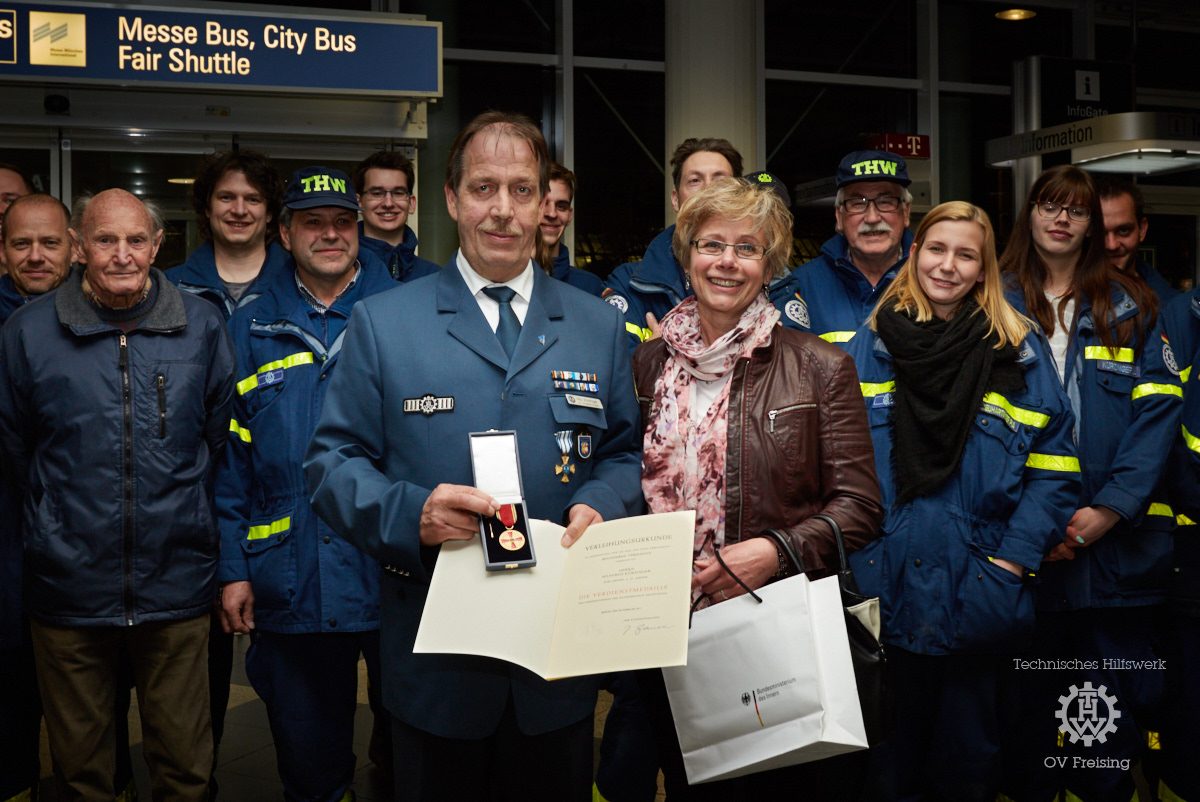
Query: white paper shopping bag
661 573 868 784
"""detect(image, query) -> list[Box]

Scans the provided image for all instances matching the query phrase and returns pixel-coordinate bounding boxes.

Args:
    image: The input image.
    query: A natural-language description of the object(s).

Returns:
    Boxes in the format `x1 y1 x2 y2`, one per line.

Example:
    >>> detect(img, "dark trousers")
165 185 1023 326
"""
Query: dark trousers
864 648 1007 802
1004 607 1167 802
595 672 660 802
31 615 213 802
1160 611 1200 801
0 642 41 800
390 695 593 802
639 668 868 802
245 629 380 802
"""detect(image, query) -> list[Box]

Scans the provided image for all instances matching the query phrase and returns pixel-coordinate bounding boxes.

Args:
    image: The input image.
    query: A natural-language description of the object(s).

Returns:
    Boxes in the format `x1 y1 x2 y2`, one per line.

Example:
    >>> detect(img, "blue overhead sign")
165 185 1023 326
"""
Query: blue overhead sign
0 1 442 97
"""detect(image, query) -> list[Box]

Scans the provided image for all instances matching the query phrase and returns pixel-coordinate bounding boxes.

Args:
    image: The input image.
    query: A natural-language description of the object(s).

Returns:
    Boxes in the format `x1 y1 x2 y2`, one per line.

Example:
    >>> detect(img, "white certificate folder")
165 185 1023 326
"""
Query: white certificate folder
414 510 696 680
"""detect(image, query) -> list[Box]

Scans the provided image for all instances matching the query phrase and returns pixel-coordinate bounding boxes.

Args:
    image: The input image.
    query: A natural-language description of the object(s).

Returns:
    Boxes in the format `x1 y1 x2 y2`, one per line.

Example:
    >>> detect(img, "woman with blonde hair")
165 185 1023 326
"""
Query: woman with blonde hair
847 200 1080 801
634 176 883 799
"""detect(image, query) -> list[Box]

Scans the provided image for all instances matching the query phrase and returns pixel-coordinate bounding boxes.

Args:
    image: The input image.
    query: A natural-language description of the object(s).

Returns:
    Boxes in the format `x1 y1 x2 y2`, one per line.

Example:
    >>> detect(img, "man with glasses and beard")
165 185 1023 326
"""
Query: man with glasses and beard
772 149 914 348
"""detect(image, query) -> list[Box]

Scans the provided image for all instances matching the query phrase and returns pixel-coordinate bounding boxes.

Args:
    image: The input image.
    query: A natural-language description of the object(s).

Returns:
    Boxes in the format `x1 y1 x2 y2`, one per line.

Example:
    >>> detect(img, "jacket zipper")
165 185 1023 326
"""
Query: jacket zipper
767 402 817 432
735 358 748 539
156 373 166 437
120 335 135 626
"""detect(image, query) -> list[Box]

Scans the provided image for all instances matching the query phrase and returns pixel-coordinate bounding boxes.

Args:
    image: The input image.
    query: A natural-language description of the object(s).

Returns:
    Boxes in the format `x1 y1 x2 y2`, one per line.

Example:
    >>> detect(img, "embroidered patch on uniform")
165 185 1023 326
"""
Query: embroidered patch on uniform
1096 361 1139 378
577 432 593 459
872 393 894 408
605 294 629 314
980 401 1020 432
259 368 285 387
403 394 455 415
1163 342 1180 376
784 297 810 328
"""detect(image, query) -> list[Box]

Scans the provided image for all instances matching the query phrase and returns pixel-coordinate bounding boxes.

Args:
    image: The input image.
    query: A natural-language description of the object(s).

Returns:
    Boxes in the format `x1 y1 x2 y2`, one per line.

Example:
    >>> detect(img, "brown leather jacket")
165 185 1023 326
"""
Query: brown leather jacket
633 326 883 578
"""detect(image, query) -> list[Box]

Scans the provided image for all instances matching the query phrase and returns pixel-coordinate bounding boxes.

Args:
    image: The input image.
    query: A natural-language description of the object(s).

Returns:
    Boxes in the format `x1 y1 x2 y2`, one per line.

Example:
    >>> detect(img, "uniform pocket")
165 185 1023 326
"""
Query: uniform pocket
239 508 296 611
950 545 1034 653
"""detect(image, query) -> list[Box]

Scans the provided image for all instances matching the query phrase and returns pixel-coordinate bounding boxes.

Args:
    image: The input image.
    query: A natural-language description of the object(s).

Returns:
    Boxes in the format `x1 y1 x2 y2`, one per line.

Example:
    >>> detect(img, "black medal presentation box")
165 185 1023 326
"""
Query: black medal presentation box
469 430 536 571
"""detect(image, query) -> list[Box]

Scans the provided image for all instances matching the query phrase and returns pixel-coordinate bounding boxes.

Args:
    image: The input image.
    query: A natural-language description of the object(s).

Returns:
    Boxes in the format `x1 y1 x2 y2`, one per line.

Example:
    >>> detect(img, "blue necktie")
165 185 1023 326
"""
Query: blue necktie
483 285 521 359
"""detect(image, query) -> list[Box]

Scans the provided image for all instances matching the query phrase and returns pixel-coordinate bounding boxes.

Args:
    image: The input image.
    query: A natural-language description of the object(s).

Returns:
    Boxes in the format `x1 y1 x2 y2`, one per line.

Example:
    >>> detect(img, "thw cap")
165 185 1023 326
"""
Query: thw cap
835 150 911 189
743 170 792 209
283 166 360 211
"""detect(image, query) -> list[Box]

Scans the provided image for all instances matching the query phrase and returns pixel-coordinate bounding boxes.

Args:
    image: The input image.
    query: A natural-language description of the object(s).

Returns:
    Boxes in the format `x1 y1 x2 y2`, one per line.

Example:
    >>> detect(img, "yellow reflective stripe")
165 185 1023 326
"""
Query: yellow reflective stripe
981 392 1050 429
1131 382 1183 400
246 516 291 541
1179 514 1197 527
860 380 896 397
1024 453 1081 473
1148 502 1174 518
228 418 251 443
4 788 33 802
1160 778 1188 802
1185 425 1200 455
624 321 652 342
1182 365 1192 384
236 352 315 395
1083 345 1135 363
819 331 855 343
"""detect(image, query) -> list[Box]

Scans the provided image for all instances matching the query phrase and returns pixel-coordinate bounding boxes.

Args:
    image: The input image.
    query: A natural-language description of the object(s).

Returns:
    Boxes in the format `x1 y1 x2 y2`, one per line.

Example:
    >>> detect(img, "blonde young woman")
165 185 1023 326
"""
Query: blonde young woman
846 201 1080 801
632 177 882 800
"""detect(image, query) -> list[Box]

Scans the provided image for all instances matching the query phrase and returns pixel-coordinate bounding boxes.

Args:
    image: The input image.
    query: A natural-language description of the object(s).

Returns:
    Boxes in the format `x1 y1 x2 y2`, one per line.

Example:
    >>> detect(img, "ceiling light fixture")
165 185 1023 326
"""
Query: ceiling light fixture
995 9 1037 21
168 177 196 185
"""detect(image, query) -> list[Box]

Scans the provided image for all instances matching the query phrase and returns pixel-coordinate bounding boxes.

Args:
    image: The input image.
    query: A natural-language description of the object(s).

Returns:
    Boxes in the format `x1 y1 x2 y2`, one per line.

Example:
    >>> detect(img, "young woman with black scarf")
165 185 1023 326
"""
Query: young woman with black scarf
846 201 1080 801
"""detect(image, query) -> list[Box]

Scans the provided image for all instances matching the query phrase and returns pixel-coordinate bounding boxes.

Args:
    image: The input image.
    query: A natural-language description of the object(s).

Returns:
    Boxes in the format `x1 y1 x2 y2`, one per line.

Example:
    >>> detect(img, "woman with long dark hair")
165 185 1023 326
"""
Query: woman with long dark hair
1001 165 1182 802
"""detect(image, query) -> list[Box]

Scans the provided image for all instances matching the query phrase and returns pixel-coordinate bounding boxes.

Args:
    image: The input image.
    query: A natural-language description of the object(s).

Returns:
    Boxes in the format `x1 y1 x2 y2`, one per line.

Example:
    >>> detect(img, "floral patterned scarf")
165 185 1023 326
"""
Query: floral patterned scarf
642 294 780 573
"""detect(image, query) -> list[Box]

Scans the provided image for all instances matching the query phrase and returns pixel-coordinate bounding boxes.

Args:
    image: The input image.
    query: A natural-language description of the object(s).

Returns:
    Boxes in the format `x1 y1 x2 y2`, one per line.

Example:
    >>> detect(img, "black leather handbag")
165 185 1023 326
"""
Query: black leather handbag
768 515 892 746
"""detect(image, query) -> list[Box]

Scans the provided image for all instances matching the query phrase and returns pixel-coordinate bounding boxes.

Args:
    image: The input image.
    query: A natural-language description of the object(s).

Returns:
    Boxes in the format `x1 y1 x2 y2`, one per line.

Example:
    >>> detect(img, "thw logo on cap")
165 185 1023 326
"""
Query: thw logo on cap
300 173 347 194
849 159 899 178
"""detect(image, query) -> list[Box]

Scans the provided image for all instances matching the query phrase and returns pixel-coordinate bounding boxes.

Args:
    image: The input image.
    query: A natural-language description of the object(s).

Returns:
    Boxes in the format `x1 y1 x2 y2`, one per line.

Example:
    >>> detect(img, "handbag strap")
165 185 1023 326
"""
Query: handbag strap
810 513 850 573
809 513 864 596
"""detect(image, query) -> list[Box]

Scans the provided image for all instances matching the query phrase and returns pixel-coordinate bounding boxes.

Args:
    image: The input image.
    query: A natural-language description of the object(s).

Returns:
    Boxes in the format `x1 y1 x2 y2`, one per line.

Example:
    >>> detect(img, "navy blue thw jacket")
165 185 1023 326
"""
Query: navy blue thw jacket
215 255 396 633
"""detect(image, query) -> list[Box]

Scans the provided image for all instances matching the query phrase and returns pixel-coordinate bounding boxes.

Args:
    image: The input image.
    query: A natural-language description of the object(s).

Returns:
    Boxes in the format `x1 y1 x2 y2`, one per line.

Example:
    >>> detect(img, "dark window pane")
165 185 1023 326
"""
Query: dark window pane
408 0 554 53
575 1 664 60
765 0 916 78
571 68 665 278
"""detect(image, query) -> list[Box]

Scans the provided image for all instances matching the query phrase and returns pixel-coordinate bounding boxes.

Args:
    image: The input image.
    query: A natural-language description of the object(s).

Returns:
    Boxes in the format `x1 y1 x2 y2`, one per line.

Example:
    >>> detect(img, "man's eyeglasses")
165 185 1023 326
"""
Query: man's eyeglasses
363 187 410 202
1032 200 1090 223
840 195 903 214
691 238 766 260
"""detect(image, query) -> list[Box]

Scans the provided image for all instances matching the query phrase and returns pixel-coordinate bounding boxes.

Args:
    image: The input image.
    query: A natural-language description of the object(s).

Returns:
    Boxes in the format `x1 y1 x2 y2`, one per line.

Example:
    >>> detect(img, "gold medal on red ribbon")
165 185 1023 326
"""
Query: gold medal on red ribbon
495 503 526 551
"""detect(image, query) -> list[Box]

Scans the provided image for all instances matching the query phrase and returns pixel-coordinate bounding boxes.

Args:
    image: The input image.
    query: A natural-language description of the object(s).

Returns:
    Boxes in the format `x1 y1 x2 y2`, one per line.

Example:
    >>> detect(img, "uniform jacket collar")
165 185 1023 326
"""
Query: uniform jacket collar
436 258 563 376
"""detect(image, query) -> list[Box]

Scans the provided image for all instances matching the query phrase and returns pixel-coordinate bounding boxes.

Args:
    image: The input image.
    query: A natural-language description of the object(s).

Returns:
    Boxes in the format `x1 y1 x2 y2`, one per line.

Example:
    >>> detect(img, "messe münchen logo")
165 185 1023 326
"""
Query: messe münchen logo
1056 682 1121 746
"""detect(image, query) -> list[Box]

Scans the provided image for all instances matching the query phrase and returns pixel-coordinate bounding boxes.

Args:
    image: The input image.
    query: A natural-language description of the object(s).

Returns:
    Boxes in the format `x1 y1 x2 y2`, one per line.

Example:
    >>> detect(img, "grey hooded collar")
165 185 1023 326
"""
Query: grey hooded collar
56 266 187 335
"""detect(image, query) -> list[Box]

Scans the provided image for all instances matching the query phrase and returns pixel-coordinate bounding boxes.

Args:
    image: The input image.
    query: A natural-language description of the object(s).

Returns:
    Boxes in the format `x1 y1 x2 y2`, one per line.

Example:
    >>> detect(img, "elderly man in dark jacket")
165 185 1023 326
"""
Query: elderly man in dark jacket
0 188 236 802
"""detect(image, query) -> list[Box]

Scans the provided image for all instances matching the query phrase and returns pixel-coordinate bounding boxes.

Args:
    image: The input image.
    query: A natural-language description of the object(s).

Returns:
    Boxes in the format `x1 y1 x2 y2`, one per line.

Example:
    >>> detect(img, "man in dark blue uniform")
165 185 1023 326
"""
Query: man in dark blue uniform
603 137 743 350
1097 175 1177 303
352 150 440 282
305 111 642 802
0 191 72 802
218 166 394 802
538 162 602 296
771 149 913 347
169 150 289 318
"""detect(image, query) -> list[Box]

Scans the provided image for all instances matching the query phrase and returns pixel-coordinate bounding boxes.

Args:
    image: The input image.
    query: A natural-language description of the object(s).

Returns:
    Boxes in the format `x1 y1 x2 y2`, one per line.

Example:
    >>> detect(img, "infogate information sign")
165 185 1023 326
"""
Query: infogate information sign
0 1 441 96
